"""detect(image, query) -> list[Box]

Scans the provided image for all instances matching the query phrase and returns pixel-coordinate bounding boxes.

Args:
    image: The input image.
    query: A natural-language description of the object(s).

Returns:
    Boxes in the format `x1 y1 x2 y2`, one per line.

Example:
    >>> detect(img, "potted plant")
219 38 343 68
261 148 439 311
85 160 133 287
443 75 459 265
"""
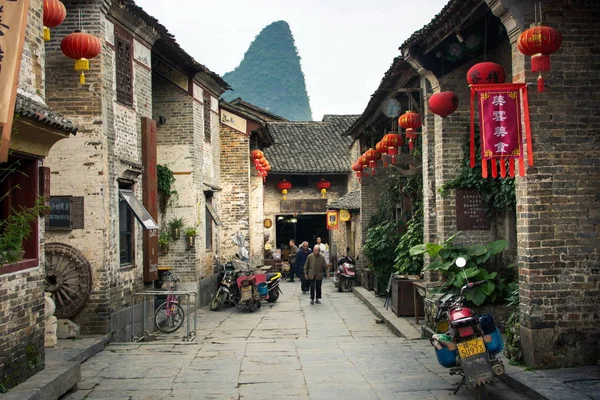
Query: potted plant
168 217 184 240
0 199 47 266
185 227 196 248
158 231 170 255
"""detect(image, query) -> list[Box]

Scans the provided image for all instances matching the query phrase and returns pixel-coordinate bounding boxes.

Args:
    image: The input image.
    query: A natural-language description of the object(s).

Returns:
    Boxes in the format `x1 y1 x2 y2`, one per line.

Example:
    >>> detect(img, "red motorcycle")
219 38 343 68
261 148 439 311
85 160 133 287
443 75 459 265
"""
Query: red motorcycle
236 270 269 312
431 257 505 400
334 254 356 292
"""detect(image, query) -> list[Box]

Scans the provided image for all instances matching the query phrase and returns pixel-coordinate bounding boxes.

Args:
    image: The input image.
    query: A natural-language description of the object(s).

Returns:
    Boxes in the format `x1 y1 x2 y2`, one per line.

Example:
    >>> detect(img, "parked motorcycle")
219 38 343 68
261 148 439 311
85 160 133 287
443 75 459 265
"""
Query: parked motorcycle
334 253 356 292
430 257 505 400
265 271 282 302
236 269 264 312
210 260 241 311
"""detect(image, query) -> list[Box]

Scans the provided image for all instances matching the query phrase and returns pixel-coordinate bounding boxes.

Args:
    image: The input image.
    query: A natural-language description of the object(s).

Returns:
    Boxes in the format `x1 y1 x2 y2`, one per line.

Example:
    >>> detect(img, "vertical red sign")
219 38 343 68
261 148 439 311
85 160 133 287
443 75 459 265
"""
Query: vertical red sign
141 117 158 282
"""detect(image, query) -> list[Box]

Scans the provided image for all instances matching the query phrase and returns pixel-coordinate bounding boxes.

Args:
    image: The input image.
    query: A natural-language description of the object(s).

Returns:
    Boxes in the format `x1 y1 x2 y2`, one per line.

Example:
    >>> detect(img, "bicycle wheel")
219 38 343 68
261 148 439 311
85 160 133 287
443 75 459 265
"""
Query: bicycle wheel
154 301 185 333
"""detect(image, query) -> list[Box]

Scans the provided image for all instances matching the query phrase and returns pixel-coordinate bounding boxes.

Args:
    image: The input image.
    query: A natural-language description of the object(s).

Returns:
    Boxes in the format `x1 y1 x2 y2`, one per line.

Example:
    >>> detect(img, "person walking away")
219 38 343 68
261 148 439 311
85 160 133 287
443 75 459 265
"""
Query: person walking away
296 242 311 294
304 245 328 305
288 239 298 282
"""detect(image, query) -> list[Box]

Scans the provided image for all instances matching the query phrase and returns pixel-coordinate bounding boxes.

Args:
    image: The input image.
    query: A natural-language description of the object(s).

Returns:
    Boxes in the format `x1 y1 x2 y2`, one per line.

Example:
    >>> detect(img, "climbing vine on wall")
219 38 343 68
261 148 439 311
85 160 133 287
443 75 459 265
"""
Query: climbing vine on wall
157 164 177 216
439 128 516 213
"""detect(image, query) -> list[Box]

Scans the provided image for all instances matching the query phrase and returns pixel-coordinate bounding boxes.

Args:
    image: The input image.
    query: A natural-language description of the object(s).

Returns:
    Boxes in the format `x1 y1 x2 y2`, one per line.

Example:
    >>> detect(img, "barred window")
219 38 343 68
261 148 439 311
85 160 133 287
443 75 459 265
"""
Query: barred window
204 96 211 142
115 32 133 106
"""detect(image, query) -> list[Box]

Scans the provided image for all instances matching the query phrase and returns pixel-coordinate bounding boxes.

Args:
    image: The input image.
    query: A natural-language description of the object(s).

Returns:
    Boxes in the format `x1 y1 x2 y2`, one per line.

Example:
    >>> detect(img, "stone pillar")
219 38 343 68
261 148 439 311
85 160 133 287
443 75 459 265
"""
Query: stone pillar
44 293 57 348
489 0 600 367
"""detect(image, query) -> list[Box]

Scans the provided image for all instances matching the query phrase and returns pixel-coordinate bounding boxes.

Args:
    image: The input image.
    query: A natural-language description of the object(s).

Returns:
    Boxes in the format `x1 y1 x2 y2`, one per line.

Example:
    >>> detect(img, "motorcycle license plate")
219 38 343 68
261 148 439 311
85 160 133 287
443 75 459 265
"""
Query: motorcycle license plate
457 337 486 359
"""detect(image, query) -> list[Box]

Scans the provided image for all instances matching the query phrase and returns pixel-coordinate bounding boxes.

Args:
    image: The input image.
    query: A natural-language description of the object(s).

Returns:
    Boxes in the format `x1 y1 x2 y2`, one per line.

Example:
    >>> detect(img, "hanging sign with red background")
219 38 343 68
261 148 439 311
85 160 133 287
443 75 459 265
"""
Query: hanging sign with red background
470 83 532 178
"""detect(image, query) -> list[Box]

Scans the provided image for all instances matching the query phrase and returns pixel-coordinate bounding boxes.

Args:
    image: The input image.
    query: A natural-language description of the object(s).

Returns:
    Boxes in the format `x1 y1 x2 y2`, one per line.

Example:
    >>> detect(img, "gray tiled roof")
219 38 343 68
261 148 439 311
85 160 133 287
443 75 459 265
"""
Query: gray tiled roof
15 93 77 134
328 190 360 210
264 115 358 174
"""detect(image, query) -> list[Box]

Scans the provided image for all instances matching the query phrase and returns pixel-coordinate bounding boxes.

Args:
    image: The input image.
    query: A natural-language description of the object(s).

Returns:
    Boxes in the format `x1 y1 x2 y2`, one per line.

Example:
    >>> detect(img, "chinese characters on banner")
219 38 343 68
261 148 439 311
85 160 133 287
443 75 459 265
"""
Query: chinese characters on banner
0 0 30 161
469 83 533 178
326 210 339 230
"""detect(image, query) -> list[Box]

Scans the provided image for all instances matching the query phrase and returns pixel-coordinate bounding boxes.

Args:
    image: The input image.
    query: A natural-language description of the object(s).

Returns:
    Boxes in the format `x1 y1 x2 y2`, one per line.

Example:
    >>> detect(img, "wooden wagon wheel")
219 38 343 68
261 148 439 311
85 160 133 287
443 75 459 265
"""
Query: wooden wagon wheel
45 243 92 319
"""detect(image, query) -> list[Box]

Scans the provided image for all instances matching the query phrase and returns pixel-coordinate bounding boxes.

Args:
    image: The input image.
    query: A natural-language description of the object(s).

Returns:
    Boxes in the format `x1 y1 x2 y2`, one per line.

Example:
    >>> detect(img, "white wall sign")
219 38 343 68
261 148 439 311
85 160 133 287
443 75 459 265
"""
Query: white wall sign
133 39 151 68
211 96 219 112
105 20 114 45
152 58 188 91
193 83 203 102
221 109 247 134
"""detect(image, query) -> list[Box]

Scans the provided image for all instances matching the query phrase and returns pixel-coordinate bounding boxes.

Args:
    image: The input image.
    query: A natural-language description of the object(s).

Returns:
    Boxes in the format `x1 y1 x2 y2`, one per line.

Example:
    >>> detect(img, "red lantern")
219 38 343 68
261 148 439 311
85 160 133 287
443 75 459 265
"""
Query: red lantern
375 141 388 167
251 150 264 160
277 179 292 201
61 31 102 84
43 0 66 41
259 158 269 168
316 178 331 198
382 133 404 163
466 62 506 85
364 149 381 175
351 161 363 178
517 24 562 92
398 111 422 151
428 91 459 117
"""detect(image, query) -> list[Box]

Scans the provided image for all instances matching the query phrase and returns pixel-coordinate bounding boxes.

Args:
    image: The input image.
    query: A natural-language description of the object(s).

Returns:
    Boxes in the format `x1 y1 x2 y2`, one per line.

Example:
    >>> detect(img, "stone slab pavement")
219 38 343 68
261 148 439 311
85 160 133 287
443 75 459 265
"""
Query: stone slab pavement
60 280 529 400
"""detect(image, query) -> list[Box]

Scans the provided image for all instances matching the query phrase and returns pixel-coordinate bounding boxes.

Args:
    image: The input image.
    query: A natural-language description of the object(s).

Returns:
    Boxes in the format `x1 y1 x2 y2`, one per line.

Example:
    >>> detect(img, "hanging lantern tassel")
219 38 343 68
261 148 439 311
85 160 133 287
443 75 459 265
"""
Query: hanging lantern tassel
43 0 67 42
282 189 288 201
76 59 89 84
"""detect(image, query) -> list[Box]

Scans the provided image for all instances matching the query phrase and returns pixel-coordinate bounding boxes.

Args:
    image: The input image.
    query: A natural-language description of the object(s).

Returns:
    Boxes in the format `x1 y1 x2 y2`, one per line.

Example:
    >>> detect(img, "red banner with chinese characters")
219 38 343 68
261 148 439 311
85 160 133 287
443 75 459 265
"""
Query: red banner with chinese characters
470 83 533 178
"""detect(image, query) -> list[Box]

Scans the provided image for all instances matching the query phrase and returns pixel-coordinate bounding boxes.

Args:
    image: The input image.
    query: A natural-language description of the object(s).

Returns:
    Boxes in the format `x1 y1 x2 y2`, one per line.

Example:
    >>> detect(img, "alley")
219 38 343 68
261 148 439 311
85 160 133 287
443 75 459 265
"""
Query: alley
62 282 527 400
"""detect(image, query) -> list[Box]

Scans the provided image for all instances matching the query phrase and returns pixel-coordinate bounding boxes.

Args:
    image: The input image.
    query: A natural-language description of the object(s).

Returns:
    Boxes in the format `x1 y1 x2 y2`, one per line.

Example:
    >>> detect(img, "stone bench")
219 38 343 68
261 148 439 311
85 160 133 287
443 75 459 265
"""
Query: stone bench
1 362 80 400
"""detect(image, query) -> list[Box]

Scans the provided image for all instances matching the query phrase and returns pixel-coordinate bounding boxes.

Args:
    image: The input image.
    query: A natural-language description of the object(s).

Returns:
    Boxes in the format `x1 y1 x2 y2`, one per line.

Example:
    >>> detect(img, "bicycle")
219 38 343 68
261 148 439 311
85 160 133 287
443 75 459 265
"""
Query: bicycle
154 272 185 333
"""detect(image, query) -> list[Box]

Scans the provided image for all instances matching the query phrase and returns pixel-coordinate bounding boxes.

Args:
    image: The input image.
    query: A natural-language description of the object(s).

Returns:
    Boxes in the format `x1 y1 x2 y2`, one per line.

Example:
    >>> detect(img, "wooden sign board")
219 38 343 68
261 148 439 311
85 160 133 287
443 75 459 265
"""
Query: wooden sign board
280 199 328 213
456 188 490 230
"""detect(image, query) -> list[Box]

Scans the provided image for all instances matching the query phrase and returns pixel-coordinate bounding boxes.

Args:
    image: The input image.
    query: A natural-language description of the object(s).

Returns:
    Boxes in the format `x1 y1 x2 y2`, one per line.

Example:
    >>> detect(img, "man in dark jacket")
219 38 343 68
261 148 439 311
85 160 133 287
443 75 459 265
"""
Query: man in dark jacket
304 245 328 304
295 241 311 294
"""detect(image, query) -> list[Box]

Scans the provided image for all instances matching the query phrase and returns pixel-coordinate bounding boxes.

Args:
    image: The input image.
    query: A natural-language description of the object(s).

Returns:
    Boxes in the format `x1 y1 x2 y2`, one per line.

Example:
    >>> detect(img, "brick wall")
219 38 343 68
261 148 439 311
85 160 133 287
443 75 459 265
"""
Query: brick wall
45 2 153 334
0 0 47 389
219 125 251 261
510 0 600 367
153 73 201 283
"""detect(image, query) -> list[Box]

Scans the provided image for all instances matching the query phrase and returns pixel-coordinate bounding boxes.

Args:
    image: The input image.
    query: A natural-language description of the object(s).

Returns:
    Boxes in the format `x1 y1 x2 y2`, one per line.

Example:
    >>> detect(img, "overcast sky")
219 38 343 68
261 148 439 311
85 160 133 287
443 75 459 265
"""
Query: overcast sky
136 0 448 121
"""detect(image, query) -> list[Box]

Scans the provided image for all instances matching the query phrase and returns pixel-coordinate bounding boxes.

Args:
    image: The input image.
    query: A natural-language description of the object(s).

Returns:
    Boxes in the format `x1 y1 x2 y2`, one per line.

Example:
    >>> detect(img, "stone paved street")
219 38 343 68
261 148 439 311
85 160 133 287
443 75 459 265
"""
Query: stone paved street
61 281 528 400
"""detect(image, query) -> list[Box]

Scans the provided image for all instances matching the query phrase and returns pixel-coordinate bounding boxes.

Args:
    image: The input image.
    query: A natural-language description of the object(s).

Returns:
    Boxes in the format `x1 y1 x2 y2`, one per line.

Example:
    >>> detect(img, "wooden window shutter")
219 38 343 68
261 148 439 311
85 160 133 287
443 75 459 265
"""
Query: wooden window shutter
72 197 85 229
115 31 133 106
204 96 211 142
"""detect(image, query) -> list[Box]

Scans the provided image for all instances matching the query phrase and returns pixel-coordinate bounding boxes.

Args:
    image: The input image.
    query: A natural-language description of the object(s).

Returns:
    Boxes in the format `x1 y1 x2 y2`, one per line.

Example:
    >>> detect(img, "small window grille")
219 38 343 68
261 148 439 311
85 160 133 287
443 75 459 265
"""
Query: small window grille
204 96 211 142
115 33 133 106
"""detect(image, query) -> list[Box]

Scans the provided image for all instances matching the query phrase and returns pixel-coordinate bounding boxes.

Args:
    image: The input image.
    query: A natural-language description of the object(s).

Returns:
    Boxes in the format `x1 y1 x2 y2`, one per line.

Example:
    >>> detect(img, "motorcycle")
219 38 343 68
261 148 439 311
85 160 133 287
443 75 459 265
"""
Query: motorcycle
334 253 356 292
265 271 282 302
430 257 505 400
235 269 282 312
209 260 242 311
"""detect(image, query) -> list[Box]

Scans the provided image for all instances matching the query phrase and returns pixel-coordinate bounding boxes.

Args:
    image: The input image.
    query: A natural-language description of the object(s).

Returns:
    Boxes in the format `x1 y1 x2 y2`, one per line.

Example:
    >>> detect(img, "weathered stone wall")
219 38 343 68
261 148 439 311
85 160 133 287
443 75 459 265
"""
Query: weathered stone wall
506 0 600 367
18 0 45 98
249 175 265 267
219 125 251 262
45 2 153 334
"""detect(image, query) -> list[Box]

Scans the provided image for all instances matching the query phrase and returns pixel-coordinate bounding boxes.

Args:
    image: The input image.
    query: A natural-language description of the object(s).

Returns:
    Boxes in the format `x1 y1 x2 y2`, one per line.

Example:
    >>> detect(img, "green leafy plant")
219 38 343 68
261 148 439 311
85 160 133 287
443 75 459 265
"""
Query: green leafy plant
363 221 400 293
410 234 514 306
168 217 185 230
394 214 423 275
157 164 177 215
504 284 522 365
158 231 170 246
439 128 516 213
0 198 48 266
185 227 196 237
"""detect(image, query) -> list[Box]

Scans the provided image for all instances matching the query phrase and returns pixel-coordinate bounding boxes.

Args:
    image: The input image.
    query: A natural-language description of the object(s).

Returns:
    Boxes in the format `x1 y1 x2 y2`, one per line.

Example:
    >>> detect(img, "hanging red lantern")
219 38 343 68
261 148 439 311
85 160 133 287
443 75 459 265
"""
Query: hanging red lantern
398 111 422 151
250 150 264 160
382 133 403 163
43 0 67 41
466 62 506 86
428 91 459 117
61 31 102 84
316 178 331 198
358 154 369 177
259 158 269 168
517 24 562 92
351 161 363 178
277 179 292 201
364 149 381 175
375 141 389 167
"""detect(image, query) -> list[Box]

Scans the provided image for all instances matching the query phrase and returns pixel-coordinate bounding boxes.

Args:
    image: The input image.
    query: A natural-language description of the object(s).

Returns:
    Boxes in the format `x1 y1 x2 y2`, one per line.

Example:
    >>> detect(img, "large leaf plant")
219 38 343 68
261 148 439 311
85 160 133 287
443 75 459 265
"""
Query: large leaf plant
410 234 513 306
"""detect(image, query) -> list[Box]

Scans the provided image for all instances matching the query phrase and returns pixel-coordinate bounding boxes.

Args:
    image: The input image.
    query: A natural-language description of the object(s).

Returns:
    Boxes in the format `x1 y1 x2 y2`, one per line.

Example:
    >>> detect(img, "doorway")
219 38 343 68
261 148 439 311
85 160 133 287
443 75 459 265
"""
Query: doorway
275 214 328 250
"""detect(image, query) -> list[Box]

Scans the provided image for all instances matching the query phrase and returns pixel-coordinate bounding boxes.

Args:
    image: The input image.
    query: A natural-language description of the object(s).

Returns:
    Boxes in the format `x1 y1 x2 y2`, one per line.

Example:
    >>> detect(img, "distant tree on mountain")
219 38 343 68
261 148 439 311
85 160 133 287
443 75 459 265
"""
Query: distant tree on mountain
222 21 313 121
